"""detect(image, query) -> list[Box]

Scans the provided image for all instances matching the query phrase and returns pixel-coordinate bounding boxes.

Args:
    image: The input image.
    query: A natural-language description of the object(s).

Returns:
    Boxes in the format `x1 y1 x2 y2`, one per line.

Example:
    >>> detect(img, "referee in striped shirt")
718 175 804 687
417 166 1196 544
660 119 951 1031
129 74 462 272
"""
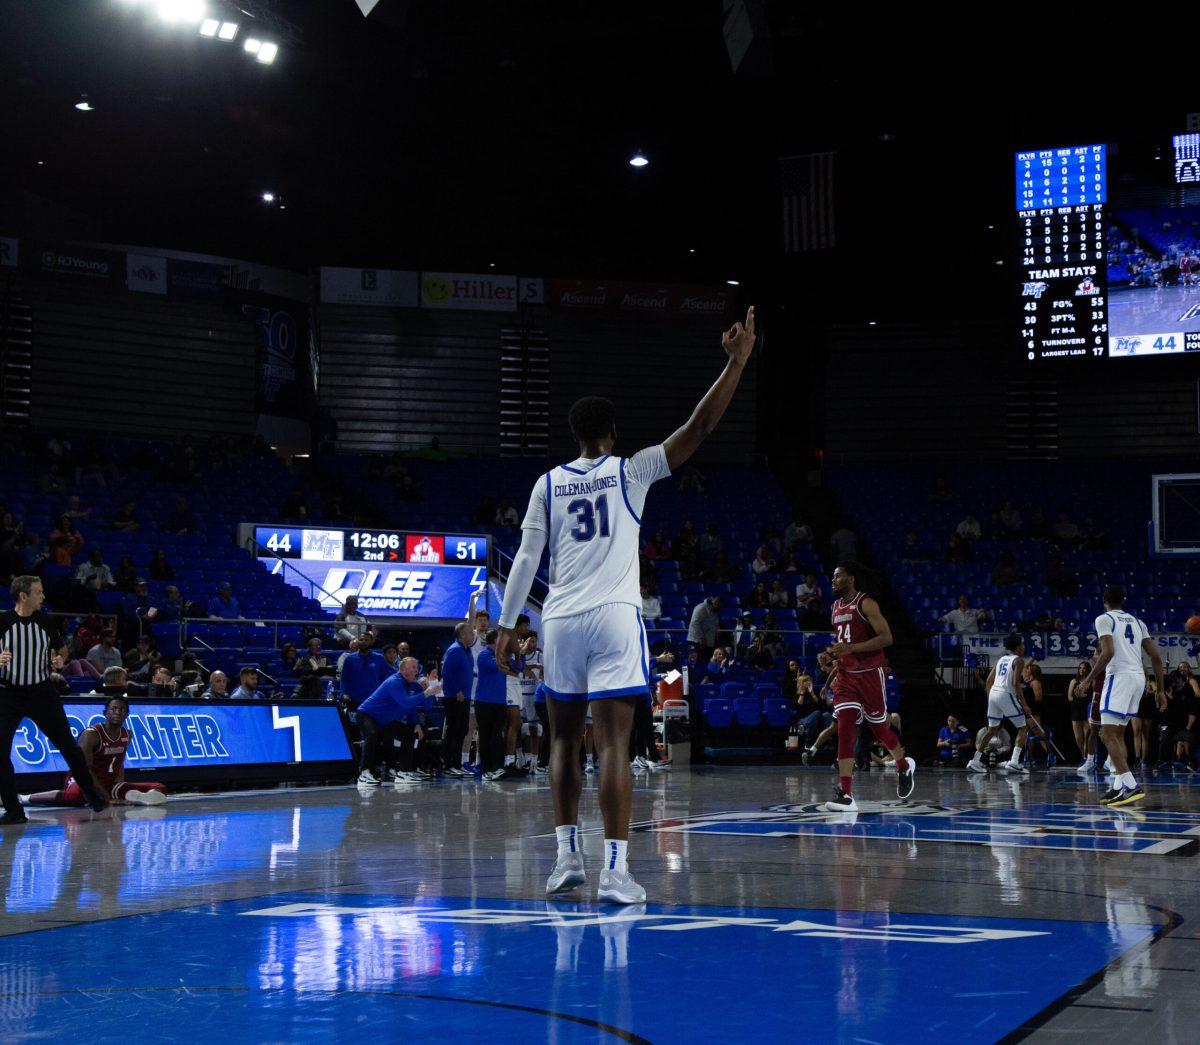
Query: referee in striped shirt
0 576 108 823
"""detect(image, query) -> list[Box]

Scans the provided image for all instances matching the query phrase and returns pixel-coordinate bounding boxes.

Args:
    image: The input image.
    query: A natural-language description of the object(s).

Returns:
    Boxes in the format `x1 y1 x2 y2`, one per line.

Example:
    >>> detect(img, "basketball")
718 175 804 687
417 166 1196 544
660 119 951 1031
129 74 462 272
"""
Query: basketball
1187 616 1200 635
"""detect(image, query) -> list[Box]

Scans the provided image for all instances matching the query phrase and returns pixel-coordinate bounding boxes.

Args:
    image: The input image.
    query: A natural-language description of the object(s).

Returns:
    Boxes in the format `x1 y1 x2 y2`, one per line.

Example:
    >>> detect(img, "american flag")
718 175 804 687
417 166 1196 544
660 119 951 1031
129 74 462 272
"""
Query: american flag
779 152 835 251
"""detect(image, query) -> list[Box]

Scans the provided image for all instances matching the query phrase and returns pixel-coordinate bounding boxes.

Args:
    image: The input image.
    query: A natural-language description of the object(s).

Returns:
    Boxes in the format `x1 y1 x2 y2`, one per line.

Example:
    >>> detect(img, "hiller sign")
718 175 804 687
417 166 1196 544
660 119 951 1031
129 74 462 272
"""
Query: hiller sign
420 271 543 312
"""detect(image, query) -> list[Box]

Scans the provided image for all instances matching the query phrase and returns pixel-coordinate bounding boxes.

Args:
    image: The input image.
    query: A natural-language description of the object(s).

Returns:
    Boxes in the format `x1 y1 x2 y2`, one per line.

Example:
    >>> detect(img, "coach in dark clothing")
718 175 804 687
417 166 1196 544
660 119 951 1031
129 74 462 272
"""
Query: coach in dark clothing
339 631 392 710
0 576 108 822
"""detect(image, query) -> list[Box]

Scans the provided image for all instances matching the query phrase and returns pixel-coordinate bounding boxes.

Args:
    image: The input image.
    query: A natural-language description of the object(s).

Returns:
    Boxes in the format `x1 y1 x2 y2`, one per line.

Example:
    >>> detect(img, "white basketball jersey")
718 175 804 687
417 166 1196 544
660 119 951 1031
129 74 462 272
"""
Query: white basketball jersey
521 446 671 622
1095 611 1149 675
990 654 1021 698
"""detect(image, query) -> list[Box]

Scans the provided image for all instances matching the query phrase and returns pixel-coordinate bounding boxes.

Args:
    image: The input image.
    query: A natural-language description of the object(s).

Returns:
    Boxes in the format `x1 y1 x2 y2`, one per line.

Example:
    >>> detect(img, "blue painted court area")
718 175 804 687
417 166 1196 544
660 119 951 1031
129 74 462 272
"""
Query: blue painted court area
641 801 1200 855
0 891 1154 1043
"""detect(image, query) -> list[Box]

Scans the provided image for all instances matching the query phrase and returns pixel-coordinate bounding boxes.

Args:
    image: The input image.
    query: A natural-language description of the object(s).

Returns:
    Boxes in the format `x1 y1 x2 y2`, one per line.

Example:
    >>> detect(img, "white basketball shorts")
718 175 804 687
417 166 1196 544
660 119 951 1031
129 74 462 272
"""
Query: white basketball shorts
987 690 1025 728
1099 672 1143 726
542 603 650 702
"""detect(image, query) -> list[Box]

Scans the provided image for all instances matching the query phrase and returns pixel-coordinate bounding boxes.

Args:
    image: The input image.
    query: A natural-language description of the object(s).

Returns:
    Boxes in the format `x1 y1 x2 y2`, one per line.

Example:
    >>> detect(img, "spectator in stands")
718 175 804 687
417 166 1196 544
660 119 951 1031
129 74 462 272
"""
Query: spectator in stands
300 636 336 678
733 610 756 651
940 594 988 634
781 554 801 573
135 664 176 699
339 630 391 710
900 530 929 564
937 715 973 767
747 581 769 609
760 611 783 656
768 579 789 609
126 579 154 621
975 722 1011 762
112 501 139 532
201 670 229 700
640 582 662 622
230 667 261 699
642 531 671 560
798 681 836 757
681 647 703 696
705 552 735 584
794 573 822 626
123 634 158 676
335 595 369 645
148 549 175 582
998 501 1023 533
72 613 103 661
749 546 775 576
829 526 857 563
687 595 722 666
75 548 115 592
698 522 722 558
168 497 195 535
759 522 783 557
785 516 814 548
207 581 243 621
156 585 184 623
49 514 84 566
280 642 301 674
1043 553 1078 597
1052 511 1080 547
927 477 954 503
96 665 129 698
704 647 730 682
18 532 47 575
673 522 700 580
746 634 773 670
87 629 122 674
990 552 1024 586
944 533 972 564
113 555 138 593
381 643 399 673
783 659 802 701
64 494 91 522
955 513 982 541
494 497 519 528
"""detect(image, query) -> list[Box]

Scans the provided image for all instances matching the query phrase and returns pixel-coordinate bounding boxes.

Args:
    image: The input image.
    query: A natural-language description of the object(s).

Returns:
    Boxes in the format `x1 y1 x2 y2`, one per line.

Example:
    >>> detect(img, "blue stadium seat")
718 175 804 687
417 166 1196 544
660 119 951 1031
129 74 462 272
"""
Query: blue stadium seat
761 697 790 729
703 698 733 729
733 697 761 727
720 682 751 702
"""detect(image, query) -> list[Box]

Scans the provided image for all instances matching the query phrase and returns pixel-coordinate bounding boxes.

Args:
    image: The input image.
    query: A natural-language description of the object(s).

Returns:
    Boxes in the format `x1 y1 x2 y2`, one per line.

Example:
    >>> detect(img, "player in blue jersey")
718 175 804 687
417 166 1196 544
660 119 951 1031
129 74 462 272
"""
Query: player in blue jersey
497 307 756 903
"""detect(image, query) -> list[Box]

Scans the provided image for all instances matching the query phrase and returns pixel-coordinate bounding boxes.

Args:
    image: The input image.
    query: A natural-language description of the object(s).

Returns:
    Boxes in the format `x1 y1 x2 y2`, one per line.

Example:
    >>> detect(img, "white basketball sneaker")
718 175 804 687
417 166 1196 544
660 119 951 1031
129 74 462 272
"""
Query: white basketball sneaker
126 789 166 806
598 868 646 904
545 852 586 895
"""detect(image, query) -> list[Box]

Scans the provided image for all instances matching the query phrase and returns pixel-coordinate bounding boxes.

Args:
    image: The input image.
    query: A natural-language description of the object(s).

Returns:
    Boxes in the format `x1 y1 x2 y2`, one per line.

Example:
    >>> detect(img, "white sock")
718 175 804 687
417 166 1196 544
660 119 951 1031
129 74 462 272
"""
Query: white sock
604 838 628 875
555 824 579 859
1121 772 1137 790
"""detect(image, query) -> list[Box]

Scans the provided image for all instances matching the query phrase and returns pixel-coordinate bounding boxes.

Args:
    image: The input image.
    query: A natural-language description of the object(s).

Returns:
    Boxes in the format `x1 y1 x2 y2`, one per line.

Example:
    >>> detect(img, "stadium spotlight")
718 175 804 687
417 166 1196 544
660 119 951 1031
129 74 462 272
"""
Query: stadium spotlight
725 279 739 286
157 0 206 24
74 94 94 112
217 21 238 40
199 18 219 36
628 150 649 168
255 41 279 64
261 191 276 203
244 37 262 54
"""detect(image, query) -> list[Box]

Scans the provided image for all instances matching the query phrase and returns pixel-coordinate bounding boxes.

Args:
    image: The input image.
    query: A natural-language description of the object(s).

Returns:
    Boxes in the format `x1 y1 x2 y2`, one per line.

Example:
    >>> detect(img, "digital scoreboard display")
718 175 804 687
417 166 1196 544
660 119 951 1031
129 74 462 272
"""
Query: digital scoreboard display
249 525 488 620
1016 141 1200 362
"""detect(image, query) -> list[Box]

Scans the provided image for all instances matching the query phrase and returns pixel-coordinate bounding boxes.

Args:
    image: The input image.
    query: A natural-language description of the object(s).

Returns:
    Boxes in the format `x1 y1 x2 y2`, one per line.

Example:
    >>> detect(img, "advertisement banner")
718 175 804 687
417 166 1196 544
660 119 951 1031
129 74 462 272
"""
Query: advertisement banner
947 632 1199 674
518 276 544 304
547 279 729 317
268 558 486 618
237 291 312 418
0 236 17 268
33 242 123 286
319 266 419 307
12 702 352 776
167 257 226 298
420 271 521 311
126 253 167 295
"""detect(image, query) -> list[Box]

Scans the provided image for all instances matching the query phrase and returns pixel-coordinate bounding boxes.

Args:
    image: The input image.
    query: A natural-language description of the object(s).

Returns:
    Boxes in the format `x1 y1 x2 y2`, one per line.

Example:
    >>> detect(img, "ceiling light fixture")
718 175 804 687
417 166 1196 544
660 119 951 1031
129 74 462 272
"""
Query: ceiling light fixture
261 191 276 203
628 150 649 168
255 41 278 64
199 18 219 36
726 279 739 286
217 21 238 40
74 95 94 112
157 0 206 24
243 37 262 54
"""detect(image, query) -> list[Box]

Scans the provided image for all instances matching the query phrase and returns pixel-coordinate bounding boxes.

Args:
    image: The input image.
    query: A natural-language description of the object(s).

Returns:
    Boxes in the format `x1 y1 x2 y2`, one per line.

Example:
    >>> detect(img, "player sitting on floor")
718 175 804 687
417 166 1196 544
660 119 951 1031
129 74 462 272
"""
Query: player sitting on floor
23 695 167 807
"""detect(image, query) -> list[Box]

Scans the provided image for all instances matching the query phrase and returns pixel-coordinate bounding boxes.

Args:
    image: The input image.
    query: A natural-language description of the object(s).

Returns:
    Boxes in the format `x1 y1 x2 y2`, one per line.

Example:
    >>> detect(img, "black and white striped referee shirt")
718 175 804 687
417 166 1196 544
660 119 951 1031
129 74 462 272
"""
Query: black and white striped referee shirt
0 611 63 688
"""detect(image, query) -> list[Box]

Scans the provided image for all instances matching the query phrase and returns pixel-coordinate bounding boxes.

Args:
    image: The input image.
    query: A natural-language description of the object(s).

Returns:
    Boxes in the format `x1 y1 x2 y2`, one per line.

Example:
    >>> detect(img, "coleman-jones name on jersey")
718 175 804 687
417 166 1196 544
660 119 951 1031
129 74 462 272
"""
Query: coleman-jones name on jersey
554 476 619 497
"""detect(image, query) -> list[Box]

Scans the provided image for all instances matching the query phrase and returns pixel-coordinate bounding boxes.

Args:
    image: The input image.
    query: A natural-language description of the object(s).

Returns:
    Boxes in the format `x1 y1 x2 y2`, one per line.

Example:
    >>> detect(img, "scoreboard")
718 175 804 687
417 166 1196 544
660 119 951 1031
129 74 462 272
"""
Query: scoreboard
1015 141 1200 362
1016 145 1109 362
246 524 489 620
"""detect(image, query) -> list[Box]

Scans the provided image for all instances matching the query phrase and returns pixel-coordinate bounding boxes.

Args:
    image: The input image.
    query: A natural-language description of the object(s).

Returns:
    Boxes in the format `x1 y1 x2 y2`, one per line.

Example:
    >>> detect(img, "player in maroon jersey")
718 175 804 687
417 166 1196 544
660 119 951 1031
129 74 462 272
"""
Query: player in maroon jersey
823 562 914 811
23 695 167 807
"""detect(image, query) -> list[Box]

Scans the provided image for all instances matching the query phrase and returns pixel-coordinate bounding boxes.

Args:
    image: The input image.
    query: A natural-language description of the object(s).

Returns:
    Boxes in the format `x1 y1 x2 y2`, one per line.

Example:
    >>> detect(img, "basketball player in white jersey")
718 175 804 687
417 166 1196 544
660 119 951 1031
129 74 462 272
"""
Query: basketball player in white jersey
497 307 756 904
1078 585 1165 806
967 634 1031 774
